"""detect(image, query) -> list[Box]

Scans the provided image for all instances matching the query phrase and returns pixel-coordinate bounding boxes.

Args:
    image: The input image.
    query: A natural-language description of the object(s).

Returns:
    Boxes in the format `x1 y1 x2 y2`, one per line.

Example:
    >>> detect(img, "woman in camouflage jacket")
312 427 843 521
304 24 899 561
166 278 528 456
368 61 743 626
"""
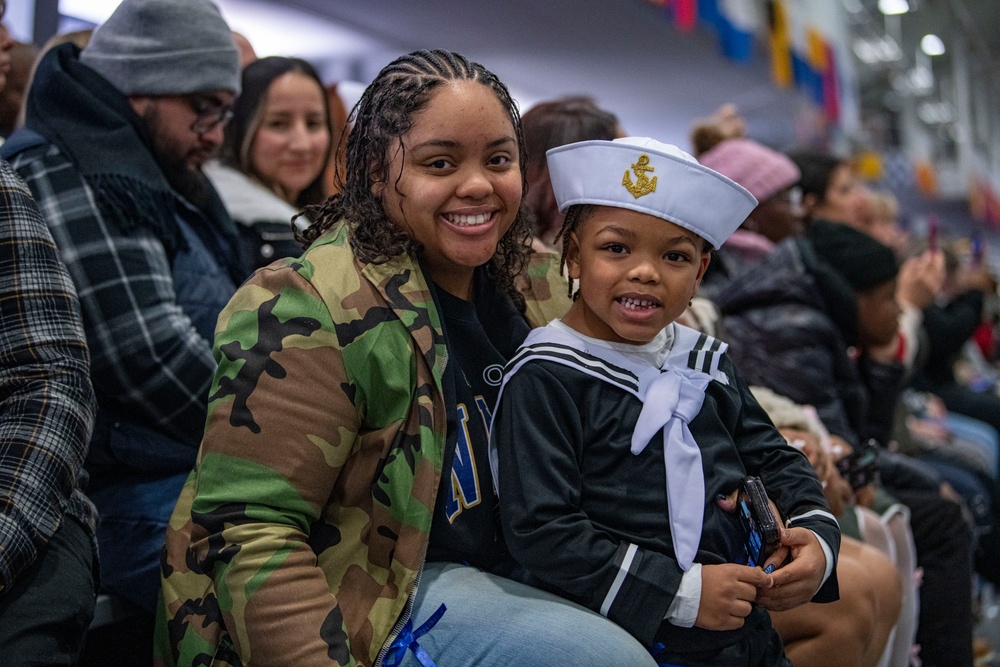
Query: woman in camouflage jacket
157 50 654 667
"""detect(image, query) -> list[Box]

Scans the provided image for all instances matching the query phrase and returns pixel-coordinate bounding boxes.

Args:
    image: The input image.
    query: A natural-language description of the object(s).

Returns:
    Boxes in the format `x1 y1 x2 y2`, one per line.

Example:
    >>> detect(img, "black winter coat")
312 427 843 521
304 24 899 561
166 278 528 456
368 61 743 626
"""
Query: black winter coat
715 236 903 448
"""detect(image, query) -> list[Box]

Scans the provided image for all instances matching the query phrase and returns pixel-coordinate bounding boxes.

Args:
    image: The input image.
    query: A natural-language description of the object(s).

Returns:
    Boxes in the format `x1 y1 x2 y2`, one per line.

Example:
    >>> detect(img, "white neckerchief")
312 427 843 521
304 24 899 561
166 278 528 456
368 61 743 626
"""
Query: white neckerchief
490 320 729 571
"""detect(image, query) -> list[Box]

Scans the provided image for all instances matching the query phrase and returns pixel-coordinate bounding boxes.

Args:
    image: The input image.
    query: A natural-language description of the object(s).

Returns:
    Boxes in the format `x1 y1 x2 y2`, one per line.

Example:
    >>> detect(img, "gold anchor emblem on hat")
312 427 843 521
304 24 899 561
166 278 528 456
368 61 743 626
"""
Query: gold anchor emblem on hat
622 154 657 199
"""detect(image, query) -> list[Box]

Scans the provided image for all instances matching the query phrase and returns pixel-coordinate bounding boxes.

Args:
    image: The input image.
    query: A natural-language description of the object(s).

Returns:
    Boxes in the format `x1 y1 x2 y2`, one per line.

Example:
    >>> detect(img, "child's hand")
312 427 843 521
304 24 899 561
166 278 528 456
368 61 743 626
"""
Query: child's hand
755 527 826 612
695 564 772 631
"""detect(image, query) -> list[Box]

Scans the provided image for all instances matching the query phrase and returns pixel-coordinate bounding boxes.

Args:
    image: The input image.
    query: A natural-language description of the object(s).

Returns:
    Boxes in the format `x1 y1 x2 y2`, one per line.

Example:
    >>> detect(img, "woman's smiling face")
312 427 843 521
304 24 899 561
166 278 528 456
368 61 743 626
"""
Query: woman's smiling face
378 80 522 299
250 71 330 205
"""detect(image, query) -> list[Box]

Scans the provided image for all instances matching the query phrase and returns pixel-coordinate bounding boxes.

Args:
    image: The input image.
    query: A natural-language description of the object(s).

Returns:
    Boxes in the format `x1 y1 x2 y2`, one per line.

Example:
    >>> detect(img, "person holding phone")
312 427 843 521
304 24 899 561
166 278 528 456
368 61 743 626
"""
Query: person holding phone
492 138 840 667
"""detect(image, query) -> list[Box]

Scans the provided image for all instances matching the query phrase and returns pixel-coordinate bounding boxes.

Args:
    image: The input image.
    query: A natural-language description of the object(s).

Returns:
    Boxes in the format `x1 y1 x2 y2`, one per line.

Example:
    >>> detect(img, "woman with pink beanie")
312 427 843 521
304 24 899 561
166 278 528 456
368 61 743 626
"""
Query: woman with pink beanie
696 137 803 300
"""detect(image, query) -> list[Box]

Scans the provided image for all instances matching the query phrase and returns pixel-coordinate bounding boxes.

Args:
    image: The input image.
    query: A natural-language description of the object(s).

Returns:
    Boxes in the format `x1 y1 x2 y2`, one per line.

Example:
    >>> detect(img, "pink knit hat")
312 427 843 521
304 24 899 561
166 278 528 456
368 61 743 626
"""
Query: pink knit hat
697 138 800 203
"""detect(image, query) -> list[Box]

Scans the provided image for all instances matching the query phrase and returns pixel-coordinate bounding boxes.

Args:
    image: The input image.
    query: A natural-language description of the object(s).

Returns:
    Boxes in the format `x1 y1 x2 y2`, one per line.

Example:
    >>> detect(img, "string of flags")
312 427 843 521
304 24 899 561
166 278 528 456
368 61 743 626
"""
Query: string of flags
647 0 841 124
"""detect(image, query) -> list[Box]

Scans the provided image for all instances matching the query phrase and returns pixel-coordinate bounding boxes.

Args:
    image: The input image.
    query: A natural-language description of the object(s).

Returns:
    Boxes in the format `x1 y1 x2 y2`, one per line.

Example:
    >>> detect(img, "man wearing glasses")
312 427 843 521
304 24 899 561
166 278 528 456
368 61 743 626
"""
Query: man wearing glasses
1 0 247 651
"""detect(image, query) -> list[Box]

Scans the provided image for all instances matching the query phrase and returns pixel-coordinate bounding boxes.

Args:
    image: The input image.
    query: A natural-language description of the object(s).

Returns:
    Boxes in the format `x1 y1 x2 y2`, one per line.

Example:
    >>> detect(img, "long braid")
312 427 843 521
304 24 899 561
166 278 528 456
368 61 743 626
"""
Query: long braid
298 50 531 308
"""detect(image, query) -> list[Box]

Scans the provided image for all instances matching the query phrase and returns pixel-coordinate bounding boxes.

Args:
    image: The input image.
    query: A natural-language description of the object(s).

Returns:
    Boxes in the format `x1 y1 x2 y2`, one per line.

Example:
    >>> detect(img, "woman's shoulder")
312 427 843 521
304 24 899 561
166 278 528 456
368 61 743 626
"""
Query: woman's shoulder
204 161 300 225
518 250 573 327
246 224 437 337
224 223 362 316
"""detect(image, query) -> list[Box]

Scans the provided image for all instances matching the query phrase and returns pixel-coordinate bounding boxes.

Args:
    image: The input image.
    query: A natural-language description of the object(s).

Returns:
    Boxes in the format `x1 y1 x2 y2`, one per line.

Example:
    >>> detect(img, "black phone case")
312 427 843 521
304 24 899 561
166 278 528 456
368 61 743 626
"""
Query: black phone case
738 476 780 567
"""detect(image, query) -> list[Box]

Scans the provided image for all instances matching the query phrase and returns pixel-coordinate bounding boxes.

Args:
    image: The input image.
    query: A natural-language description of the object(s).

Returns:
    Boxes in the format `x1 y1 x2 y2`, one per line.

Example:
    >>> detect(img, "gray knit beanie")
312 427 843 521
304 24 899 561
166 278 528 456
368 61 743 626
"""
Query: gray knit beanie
80 0 240 96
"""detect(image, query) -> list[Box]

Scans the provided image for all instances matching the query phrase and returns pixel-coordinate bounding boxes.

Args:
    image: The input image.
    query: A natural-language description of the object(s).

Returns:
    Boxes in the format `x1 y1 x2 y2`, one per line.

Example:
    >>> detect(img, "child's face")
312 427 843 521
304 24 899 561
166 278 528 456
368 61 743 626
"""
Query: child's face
378 80 522 298
856 279 901 348
562 206 710 345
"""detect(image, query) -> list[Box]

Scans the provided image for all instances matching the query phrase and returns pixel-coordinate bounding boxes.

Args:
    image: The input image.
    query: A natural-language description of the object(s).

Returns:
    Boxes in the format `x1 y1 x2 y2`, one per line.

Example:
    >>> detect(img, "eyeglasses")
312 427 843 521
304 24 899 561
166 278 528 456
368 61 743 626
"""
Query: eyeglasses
770 186 803 213
187 96 234 135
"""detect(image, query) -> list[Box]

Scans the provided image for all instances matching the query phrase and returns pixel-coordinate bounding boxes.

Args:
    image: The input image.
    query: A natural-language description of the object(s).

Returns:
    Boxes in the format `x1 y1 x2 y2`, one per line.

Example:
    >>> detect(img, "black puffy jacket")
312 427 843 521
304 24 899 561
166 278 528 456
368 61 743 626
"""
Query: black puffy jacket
715 235 903 448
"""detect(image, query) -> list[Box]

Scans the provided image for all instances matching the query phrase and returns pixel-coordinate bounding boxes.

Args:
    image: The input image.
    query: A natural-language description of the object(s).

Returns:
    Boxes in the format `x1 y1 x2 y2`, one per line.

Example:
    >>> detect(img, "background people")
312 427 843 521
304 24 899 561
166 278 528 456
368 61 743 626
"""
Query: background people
0 0 98 657
521 96 622 251
0 38 35 139
717 219 976 666
695 135 803 300
0 144 98 667
206 56 333 269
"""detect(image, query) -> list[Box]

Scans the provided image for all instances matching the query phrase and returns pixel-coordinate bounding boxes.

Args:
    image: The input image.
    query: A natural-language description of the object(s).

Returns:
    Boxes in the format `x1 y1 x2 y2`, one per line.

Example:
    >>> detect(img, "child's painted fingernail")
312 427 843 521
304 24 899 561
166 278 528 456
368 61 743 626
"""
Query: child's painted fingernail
764 564 776 574
716 493 727 500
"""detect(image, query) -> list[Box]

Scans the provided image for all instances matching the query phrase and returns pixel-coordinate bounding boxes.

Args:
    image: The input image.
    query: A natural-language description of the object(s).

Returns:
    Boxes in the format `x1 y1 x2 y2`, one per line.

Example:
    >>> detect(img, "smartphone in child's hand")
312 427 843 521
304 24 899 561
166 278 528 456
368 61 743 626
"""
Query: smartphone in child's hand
738 476 781 568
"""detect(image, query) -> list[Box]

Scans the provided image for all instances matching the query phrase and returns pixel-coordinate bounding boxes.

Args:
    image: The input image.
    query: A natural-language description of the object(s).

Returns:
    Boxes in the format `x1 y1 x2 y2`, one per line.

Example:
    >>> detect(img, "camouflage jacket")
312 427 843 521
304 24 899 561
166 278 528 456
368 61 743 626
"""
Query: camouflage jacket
518 249 572 327
157 221 567 667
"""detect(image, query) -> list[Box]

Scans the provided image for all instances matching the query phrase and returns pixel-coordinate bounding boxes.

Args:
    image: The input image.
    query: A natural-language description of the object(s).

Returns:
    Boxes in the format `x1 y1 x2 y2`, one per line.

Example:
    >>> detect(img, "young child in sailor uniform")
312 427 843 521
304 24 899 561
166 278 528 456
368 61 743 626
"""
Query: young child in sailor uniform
489 137 840 667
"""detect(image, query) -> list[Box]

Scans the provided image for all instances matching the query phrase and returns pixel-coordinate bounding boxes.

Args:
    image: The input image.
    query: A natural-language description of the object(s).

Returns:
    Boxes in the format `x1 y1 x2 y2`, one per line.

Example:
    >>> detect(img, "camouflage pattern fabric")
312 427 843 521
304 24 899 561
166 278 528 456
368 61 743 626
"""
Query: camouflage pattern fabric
517 250 572 328
156 221 566 666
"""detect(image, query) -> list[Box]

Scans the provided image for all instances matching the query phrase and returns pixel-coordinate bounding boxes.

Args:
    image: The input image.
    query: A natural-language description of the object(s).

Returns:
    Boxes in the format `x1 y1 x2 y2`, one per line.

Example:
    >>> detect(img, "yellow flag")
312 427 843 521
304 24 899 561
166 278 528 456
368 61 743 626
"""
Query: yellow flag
769 0 793 88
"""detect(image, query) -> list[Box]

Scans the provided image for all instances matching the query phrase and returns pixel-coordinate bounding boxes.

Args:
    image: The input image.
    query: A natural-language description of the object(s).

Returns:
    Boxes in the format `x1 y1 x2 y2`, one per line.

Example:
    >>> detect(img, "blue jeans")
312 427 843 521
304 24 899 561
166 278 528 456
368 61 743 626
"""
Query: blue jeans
396 562 658 667
89 469 189 613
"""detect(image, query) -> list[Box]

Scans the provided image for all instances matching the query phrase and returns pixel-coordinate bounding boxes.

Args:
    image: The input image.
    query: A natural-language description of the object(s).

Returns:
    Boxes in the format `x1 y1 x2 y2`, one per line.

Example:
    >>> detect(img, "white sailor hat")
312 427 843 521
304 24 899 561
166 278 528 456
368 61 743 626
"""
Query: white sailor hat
546 137 758 249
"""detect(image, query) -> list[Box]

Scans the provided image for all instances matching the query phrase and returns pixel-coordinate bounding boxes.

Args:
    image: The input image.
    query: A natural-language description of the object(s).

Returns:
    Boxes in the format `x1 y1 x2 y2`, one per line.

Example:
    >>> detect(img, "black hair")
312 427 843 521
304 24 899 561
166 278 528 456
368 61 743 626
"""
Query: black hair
555 204 594 299
298 49 531 307
221 56 333 208
787 150 846 210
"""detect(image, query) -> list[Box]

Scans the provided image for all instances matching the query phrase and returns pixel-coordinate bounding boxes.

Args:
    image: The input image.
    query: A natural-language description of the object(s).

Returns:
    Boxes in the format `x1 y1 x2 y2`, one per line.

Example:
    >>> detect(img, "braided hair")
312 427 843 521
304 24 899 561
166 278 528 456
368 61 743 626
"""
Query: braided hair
298 50 531 306
554 204 594 300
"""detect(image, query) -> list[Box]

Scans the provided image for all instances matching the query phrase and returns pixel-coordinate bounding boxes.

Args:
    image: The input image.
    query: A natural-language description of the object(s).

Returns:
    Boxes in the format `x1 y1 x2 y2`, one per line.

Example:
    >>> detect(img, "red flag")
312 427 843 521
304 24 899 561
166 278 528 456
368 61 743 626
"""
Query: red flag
675 0 698 31
822 43 840 123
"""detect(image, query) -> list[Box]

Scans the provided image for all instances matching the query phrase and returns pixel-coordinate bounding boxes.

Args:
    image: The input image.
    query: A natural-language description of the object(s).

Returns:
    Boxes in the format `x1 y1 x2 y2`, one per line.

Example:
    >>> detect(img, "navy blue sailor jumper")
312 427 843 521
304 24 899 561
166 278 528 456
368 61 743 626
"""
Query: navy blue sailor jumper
491 321 840 665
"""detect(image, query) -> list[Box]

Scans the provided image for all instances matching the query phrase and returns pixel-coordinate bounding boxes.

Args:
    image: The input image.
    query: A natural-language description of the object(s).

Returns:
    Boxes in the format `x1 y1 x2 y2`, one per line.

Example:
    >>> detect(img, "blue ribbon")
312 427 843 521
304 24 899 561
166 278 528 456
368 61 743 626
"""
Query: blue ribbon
382 603 447 667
